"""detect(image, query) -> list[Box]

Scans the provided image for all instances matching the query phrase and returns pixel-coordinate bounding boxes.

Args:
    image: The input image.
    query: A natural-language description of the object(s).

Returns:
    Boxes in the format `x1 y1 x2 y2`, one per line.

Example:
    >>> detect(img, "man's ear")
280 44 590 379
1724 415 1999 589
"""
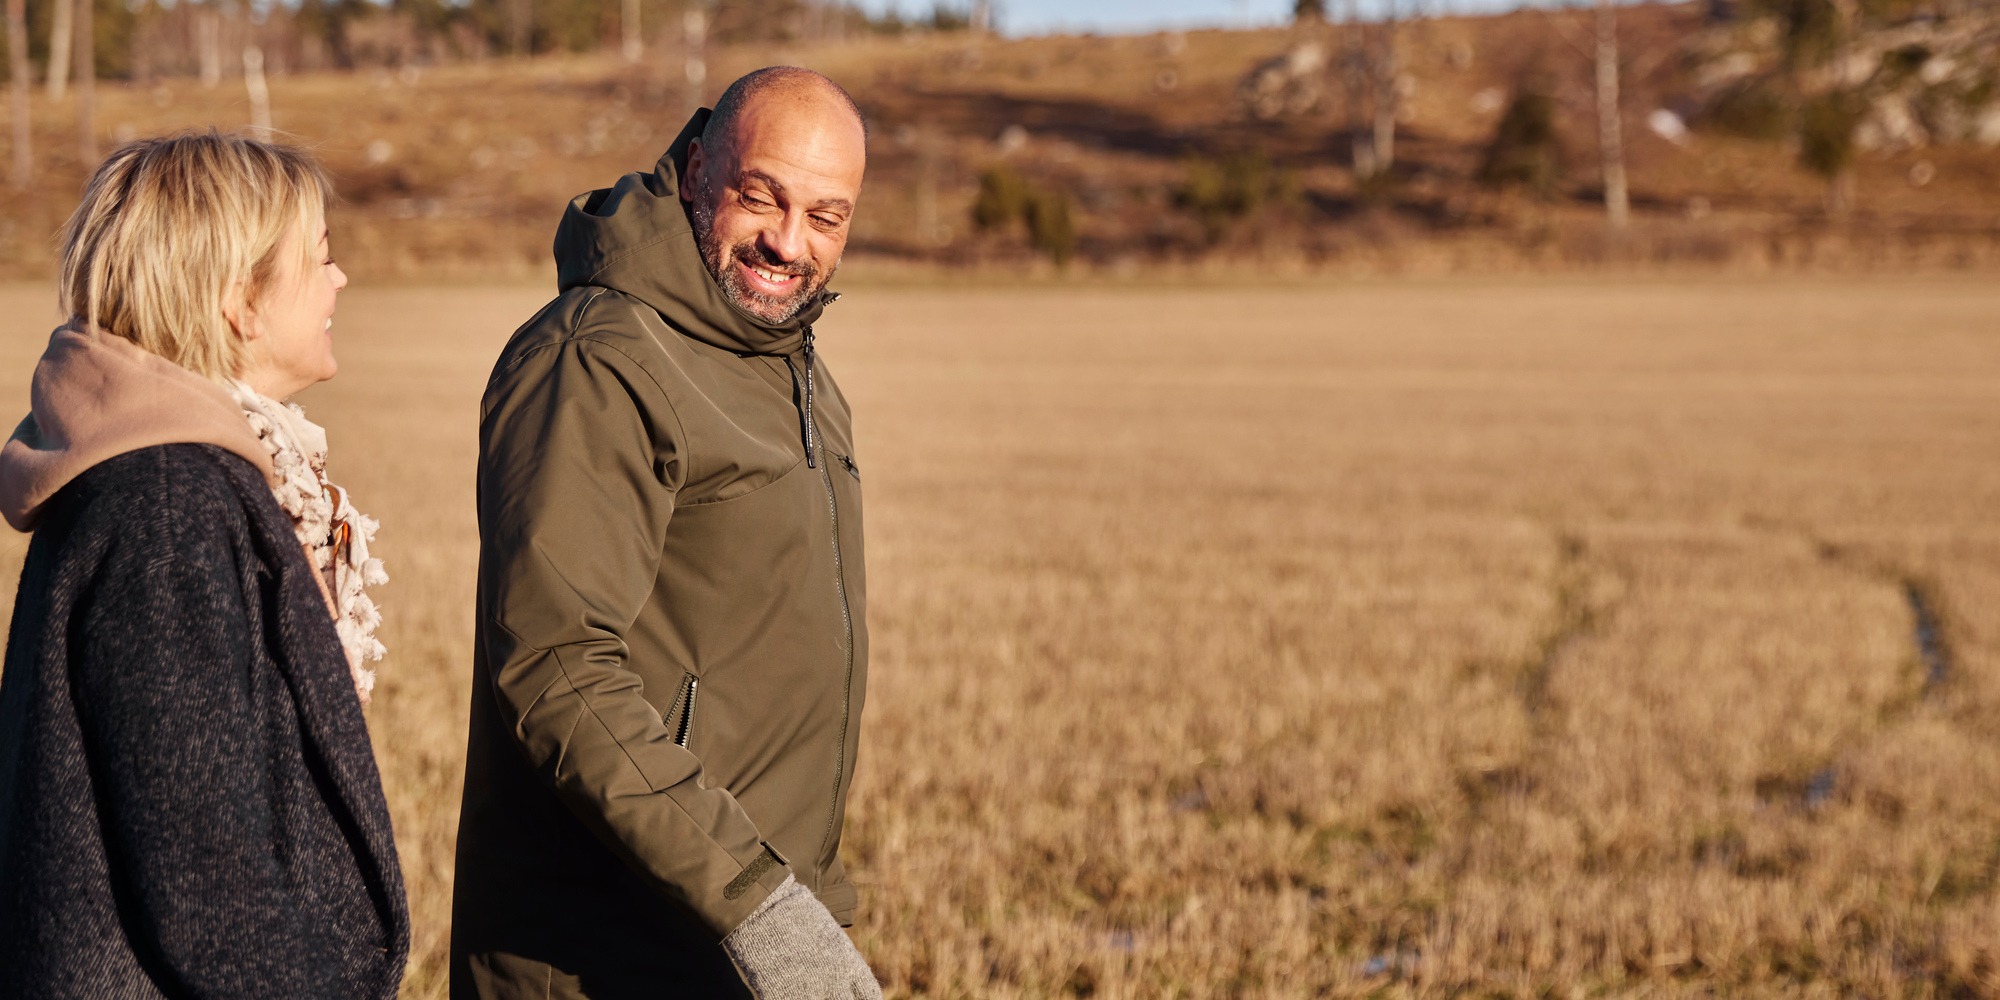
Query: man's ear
679 138 705 203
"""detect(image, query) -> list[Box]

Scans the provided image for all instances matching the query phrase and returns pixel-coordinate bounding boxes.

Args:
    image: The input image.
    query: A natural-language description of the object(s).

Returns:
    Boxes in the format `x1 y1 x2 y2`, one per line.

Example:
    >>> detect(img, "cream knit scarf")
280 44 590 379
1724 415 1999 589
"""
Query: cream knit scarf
229 381 387 705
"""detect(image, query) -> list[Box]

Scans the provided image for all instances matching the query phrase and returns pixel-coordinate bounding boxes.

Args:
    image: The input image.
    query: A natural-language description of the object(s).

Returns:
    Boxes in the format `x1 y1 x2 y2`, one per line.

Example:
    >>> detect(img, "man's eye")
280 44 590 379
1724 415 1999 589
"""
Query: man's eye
811 214 843 229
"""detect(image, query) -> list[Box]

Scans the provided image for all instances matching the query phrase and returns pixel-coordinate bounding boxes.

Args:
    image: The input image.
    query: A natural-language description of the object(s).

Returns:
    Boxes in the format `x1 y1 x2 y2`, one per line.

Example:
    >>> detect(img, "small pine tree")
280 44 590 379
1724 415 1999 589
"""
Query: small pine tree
1479 87 1564 196
1798 89 1860 215
972 167 1028 231
1173 154 1272 244
1025 191 1076 266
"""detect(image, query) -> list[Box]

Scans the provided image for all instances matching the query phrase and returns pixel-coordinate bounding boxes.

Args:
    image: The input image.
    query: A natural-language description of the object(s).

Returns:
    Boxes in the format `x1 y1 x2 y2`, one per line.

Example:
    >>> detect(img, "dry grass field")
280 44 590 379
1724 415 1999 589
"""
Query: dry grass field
1 275 1997 997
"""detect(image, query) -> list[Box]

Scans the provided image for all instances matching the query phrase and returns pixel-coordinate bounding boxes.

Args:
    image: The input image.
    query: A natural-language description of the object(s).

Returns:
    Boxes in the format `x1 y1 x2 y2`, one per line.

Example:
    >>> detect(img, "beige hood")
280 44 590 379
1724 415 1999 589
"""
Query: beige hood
0 326 275 531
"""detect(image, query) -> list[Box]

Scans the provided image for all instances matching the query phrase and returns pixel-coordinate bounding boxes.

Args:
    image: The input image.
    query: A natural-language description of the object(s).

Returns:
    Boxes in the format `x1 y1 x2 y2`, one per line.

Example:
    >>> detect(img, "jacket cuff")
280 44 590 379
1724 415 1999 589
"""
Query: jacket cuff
716 843 794 933
817 878 858 927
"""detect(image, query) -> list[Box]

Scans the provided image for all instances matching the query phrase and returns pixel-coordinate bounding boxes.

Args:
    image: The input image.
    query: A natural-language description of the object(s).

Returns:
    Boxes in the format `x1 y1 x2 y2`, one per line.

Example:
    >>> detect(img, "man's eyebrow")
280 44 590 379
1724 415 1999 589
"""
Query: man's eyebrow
738 169 786 196
738 169 852 214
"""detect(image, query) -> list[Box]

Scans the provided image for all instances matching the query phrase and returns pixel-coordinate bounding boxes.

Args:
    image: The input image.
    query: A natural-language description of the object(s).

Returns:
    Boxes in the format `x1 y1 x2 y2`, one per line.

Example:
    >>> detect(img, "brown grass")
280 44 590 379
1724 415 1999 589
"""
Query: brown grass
1 276 1997 997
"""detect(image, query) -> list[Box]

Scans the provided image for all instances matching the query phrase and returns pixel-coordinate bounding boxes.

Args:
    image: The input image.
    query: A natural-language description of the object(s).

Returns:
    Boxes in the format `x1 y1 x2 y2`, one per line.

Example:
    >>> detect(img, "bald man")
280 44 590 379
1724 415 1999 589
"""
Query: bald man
452 68 882 1000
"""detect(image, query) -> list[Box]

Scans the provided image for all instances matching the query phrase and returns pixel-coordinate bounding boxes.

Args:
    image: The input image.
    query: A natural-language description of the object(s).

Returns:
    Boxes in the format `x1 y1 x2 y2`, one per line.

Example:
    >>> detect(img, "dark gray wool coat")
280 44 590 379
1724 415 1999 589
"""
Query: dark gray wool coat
0 443 409 999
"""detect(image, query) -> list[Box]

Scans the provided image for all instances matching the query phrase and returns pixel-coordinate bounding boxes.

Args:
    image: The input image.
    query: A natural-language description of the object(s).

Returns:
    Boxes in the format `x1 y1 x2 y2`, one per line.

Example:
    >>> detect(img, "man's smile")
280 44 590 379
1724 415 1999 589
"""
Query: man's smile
740 260 802 295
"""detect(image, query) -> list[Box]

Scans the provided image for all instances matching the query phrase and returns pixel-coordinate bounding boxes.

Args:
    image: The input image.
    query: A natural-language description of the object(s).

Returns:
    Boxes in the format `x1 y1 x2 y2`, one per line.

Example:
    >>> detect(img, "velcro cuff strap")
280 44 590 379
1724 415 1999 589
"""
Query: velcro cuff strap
724 845 784 901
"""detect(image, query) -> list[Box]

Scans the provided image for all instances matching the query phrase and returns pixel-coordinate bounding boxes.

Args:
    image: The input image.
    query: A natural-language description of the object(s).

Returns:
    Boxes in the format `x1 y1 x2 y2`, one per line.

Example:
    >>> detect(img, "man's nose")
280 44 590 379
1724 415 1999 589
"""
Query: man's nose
759 211 810 264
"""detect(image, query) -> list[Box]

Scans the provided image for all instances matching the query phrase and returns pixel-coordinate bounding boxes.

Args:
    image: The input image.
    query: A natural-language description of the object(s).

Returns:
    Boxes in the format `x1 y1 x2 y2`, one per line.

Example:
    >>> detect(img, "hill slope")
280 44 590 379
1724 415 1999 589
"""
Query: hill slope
0 5 1996 280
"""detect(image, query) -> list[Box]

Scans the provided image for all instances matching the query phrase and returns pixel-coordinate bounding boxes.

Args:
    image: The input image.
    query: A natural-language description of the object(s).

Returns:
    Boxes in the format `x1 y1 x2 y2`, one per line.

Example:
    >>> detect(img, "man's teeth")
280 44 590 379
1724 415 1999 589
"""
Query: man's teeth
751 265 794 284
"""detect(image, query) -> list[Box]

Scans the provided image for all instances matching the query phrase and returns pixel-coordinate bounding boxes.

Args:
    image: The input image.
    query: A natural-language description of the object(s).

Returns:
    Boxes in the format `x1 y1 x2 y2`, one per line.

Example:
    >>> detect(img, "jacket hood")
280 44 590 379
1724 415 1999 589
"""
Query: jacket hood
553 109 833 357
0 326 275 531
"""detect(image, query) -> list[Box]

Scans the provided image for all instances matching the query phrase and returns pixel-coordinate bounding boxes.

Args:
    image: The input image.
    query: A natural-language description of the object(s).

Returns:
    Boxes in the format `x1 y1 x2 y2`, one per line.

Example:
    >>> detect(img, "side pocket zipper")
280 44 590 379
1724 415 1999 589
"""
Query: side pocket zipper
667 673 698 748
838 453 860 480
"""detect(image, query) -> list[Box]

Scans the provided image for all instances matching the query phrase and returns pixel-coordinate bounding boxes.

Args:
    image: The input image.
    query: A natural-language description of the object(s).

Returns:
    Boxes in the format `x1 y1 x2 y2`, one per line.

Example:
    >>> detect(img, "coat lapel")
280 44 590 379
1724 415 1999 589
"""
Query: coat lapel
236 460 411 975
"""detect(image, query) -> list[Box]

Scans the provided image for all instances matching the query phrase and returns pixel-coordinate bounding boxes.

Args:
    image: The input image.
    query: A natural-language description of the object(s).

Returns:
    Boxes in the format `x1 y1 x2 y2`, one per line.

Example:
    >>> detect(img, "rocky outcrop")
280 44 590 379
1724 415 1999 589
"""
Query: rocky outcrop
1688 9 2000 150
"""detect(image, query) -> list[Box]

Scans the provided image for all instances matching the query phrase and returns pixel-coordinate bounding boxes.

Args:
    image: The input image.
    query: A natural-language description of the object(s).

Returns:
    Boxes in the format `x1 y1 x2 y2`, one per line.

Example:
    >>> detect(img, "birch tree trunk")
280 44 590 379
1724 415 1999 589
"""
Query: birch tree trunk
915 127 940 245
1595 0 1630 228
683 5 707 110
44 0 69 101
244 45 270 134
1372 4 1399 175
74 0 91 163
197 4 221 87
6 0 28 187
620 0 640 62
1340 0 1375 178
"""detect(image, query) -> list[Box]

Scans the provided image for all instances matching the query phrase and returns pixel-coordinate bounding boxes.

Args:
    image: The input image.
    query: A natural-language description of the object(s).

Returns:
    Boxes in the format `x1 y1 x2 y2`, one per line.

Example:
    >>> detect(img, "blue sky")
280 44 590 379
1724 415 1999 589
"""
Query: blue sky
854 0 1568 35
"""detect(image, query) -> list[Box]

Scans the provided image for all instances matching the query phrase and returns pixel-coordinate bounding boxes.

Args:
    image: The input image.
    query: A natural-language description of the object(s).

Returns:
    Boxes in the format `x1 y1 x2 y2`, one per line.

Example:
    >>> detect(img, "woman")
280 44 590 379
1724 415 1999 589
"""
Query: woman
0 131 406 997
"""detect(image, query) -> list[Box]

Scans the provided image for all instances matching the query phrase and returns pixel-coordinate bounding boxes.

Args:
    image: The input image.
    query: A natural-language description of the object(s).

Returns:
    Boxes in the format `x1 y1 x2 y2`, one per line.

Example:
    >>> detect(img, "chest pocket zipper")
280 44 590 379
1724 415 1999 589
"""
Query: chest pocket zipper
837 454 860 480
666 673 698 748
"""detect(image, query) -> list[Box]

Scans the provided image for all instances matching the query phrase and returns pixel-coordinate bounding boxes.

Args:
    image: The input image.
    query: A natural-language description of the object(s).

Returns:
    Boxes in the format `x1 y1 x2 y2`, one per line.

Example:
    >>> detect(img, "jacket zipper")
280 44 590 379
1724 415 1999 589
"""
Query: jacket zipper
800 329 818 469
671 674 697 748
793 326 858 874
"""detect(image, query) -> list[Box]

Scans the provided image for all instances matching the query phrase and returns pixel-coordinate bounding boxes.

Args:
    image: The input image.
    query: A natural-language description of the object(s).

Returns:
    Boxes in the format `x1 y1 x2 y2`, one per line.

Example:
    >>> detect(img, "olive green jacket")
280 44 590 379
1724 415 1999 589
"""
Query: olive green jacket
451 111 868 997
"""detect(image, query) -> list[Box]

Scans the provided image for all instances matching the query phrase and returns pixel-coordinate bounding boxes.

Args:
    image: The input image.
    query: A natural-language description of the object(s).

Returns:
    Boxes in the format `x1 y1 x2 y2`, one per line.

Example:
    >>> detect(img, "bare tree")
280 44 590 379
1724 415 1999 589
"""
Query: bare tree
507 0 532 55
1594 0 1629 228
75 0 92 162
45 0 70 101
1372 0 1401 173
620 0 641 61
244 45 270 135
913 125 941 245
1340 0 1402 180
683 4 708 110
197 2 223 87
616 0 640 62
1339 0 1371 176
1539 3 1633 226
6 0 28 187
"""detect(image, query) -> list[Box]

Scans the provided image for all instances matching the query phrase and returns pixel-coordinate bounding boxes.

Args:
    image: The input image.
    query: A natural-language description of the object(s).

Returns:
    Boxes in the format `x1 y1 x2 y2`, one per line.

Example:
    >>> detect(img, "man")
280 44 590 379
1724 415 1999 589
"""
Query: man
451 68 880 1000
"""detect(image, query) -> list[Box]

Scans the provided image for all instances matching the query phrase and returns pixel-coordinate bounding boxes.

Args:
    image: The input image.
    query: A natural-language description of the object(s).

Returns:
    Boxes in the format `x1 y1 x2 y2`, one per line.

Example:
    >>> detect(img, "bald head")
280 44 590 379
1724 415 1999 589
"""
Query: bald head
681 67 868 324
703 67 867 151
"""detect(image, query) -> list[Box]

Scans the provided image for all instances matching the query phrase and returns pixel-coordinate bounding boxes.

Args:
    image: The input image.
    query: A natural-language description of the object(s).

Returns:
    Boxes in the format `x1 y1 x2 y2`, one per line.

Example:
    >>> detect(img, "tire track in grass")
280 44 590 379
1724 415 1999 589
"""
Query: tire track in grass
1732 527 1960 813
1901 577 1955 696
1459 527 1620 810
1516 531 1607 724
1814 539 1956 704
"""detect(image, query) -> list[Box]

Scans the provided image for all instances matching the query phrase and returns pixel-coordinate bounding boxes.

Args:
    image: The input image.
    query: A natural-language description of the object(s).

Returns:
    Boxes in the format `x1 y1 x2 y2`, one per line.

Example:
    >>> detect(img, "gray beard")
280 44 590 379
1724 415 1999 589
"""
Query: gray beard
690 194 835 325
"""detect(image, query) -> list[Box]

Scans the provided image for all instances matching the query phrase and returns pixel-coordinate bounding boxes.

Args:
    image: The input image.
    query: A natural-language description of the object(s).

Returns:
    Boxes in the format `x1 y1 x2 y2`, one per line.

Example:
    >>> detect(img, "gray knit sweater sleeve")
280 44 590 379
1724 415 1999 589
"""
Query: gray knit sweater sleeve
723 875 882 999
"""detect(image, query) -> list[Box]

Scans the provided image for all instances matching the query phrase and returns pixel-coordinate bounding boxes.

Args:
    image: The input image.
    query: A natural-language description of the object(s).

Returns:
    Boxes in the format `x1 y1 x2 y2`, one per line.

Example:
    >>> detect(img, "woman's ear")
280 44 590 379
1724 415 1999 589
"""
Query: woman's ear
222 282 264 343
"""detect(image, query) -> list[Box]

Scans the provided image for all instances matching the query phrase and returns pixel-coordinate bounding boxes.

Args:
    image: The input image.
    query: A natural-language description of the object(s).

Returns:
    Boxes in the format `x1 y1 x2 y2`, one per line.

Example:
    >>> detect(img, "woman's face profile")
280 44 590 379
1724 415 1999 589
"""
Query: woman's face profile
238 219 348 399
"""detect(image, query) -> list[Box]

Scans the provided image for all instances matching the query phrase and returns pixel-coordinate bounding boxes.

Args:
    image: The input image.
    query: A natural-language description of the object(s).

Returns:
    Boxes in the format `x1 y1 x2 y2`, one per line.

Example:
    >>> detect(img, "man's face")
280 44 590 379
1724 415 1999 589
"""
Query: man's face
683 96 866 324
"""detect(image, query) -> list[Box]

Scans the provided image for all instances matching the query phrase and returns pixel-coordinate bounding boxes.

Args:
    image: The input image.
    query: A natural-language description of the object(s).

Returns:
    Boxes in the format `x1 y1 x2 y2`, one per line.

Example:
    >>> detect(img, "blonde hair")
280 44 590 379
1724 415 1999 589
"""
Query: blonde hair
57 130 332 383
